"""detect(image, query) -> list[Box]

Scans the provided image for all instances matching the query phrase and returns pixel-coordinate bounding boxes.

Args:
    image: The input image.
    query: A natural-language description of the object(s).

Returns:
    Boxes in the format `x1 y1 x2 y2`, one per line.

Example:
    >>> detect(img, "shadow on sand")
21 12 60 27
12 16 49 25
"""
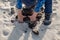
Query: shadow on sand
32 24 50 40
8 22 31 40
8 21 50 40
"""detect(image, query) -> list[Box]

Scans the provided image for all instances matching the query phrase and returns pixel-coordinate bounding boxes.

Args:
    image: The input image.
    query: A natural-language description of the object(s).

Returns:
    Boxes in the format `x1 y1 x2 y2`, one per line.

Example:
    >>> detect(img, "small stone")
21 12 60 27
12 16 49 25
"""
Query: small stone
24 28 28 33
24 30 27 33
11 20 15 23
15 15 18 19
10 8 15 15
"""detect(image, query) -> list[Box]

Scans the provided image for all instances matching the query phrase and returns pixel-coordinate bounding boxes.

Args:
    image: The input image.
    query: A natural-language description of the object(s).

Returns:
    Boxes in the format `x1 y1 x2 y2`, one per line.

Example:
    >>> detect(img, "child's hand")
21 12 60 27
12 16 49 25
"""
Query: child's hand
17 10 25 23
29 12 38 22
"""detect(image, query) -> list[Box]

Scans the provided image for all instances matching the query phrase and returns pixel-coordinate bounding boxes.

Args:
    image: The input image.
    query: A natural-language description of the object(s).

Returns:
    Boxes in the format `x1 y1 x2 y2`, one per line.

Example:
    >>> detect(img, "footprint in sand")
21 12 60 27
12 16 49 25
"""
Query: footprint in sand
3 30 9 36
57 31 60 36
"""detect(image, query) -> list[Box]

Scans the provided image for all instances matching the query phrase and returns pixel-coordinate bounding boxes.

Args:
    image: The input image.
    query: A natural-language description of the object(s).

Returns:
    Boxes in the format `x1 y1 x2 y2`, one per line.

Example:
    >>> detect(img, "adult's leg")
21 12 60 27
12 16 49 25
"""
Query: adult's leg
43 0 52 25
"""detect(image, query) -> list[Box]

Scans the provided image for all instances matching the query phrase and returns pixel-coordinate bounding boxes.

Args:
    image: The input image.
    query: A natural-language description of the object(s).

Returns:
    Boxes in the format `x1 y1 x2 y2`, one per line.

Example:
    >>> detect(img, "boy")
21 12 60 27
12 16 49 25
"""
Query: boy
16 0 52 35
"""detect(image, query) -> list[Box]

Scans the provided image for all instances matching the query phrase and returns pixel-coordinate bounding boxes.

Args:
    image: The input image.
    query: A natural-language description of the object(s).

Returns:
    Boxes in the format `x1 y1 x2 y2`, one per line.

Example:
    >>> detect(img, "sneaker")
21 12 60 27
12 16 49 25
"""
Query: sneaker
43 13 52 25
43 19 51 25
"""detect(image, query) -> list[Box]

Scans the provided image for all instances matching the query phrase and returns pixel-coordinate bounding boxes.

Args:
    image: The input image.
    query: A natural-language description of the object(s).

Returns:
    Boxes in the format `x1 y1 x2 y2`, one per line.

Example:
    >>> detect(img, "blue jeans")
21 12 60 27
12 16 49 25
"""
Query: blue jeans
45 0 52 14
44 0 52 20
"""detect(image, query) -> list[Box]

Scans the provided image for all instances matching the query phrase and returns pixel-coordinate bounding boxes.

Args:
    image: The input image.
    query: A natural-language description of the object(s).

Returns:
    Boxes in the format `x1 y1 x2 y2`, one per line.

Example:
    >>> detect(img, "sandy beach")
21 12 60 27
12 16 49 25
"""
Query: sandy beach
0 0 60 40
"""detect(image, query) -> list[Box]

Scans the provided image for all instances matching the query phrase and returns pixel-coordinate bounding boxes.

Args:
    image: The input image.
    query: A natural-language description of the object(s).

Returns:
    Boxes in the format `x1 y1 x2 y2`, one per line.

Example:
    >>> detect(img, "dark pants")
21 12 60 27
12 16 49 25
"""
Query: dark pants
45 0 52 14
45 0 52 20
